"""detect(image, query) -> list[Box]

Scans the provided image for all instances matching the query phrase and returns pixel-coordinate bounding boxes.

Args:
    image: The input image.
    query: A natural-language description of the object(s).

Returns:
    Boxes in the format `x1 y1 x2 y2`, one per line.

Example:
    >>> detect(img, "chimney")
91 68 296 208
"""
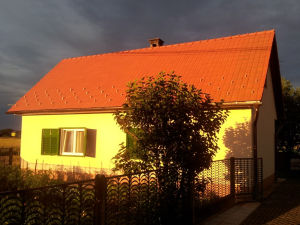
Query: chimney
148 38 164 47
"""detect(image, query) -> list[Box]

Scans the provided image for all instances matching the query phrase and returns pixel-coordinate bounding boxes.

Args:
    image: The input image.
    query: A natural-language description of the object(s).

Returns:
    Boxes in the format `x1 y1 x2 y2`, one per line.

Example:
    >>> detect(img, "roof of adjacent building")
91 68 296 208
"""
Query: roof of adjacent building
8 29 282 114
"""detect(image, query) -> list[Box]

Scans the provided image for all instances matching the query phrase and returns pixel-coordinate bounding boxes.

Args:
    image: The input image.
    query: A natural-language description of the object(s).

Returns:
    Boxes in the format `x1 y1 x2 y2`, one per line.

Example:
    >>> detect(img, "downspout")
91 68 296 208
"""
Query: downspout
252 104 260 200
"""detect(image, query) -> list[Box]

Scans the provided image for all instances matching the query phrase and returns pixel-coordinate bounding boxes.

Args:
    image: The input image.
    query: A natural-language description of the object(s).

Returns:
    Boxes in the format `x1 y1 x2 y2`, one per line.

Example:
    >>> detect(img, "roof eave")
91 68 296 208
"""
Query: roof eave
7 101 263 116
269 34 284 120
6 106 124 115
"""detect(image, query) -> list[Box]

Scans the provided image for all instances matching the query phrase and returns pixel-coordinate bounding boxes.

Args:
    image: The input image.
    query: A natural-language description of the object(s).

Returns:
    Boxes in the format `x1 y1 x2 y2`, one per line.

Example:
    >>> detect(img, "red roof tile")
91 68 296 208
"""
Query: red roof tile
8 30 276 114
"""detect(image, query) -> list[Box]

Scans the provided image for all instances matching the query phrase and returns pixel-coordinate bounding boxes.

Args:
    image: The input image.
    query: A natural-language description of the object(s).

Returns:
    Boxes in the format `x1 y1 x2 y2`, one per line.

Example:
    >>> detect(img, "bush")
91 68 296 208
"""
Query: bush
0 165 63 192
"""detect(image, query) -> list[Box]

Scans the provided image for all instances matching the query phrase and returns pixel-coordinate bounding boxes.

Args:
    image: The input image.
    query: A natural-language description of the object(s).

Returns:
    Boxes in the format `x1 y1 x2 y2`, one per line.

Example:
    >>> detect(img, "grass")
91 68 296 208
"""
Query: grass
0 137 20 148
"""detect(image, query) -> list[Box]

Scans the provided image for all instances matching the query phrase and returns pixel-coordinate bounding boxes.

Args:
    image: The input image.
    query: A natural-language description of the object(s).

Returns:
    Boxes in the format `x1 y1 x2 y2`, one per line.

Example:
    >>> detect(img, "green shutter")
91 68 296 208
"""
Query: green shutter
50 129 60 155
41 129 59 155
86 129 97 157
126 132 133 149
126 128 137 149
41 129 51 155
126 128 141 158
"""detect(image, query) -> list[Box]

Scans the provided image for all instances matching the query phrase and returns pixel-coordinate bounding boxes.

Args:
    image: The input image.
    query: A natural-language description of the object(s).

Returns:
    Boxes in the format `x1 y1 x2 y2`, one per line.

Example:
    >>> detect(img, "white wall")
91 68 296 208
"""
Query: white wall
257 68 277 179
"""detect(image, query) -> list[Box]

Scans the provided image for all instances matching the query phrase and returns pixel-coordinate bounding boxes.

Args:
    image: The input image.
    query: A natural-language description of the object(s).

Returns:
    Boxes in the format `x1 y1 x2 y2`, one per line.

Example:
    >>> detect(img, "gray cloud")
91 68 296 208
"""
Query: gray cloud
1 0 300 129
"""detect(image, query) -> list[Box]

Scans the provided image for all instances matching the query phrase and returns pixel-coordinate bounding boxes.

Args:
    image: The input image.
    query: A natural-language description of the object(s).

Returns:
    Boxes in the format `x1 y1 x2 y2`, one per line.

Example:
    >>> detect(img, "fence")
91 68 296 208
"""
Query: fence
0 147 20 166
0 179 96 225
0 157 262 225
235 158 263 200
19 158 110 176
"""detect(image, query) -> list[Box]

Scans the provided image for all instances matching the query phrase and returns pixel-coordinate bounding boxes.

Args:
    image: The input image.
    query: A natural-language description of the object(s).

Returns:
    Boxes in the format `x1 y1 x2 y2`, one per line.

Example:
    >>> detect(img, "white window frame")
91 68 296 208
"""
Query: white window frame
60 128 86 156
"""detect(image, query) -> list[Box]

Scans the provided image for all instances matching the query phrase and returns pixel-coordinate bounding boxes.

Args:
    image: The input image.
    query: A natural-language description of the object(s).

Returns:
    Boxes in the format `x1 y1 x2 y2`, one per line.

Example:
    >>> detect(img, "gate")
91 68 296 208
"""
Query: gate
234 158 263 200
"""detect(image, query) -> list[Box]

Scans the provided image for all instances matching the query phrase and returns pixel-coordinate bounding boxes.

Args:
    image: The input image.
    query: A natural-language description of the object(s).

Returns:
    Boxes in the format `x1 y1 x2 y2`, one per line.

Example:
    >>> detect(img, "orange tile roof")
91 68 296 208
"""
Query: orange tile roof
8 30 276 114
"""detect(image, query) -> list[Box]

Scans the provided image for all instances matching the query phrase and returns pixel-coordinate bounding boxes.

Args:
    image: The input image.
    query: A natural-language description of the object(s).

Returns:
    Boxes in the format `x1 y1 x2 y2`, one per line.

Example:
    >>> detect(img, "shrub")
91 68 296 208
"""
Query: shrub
0 165 63 192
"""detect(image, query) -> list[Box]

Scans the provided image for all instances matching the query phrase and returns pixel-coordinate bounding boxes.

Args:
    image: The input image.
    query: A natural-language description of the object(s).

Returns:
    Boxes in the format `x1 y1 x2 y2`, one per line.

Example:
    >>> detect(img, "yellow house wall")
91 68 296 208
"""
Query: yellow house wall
21 113 125 174
20 108 253 174
257 68 277 179
214 109 252 160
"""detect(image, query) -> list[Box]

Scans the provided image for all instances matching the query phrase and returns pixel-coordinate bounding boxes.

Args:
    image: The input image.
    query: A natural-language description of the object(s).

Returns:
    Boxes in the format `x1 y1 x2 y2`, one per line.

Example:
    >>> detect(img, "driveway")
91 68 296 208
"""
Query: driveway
241 178 300 225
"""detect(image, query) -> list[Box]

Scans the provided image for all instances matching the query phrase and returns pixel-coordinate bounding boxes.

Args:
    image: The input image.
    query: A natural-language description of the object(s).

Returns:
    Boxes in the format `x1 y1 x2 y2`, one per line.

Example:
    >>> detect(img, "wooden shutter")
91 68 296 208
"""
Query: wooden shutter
126 128 137 149
41 129 51 155
86 129 97 157
126 133 133 149
126 128 140 158
50 129 60 155
41 129 59 155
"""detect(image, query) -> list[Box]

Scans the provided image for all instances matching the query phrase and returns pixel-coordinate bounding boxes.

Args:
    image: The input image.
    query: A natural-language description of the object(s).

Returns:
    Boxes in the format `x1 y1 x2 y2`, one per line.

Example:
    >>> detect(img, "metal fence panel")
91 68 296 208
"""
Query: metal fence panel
0 157 263 225
0 180 95 225
235 158 263 199
105 171 159 225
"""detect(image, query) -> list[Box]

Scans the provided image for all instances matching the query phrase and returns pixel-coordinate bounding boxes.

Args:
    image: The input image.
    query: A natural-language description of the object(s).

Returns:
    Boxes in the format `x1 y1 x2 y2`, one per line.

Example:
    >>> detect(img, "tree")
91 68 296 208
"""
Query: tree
277 77 300 154
113 72 228 224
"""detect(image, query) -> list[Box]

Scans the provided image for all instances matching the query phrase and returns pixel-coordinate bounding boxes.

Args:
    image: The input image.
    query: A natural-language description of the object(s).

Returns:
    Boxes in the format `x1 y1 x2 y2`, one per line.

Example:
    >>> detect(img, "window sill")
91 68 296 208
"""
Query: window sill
61 153 84 157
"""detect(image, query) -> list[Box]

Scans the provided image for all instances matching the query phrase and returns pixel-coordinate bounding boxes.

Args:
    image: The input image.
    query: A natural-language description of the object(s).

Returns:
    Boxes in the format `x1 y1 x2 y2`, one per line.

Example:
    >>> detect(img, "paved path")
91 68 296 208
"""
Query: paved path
241 178 300 225
202 178 300 225
203 202 260 225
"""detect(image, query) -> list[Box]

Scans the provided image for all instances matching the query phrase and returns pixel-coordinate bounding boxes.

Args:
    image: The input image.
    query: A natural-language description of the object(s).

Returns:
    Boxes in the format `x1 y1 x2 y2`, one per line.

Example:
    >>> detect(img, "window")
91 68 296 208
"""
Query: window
60 128 86 156
41 128 96 157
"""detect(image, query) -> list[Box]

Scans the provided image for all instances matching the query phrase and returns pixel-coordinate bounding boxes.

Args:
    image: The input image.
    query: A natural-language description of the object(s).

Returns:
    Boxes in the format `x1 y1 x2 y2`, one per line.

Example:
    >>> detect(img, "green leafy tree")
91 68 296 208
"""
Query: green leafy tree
113 72 228 224
277 78 300 154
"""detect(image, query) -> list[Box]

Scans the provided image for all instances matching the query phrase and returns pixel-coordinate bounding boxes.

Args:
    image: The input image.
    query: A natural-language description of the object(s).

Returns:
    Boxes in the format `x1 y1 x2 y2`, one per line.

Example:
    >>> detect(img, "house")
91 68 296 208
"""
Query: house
0 129 20 138
7 30 283 189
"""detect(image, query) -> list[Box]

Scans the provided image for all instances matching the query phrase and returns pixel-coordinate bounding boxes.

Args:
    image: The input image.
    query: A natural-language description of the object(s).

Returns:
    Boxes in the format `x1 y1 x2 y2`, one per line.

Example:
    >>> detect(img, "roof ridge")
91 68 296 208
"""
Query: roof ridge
62 29 275 61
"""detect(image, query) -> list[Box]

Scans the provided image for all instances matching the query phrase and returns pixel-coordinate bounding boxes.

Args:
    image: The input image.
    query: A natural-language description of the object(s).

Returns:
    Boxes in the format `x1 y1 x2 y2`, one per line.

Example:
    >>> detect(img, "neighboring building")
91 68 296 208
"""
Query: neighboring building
0 129 21 138
7 30 283 189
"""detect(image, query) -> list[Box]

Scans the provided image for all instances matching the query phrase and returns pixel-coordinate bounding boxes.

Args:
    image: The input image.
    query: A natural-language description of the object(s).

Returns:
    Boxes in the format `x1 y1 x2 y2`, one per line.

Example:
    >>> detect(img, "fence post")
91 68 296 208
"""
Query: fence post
95 174 107 225
35 160 38 174
230 157 235 196
9 148 13 165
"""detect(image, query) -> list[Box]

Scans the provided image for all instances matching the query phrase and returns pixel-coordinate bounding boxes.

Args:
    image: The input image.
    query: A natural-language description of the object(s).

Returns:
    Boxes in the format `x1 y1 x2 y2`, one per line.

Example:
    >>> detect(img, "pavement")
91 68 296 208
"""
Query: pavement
202 202 261 225
201 178 300 225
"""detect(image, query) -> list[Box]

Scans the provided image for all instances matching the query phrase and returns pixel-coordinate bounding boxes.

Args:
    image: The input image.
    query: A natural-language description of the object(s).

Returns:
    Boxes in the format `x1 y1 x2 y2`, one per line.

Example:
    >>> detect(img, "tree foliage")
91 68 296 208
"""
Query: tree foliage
282 78 300 118
113 72 227 175
277 77 300 154
113 72 228 224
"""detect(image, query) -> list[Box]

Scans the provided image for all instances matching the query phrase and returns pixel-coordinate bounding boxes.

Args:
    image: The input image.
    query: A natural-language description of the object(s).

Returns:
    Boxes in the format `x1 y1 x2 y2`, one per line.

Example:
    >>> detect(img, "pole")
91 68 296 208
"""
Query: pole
95 174 107 225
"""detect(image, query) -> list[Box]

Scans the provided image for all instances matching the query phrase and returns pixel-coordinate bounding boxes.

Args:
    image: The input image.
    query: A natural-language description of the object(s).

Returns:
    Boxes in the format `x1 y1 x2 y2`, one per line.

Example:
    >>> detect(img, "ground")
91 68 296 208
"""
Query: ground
241 178 300 225
202 177 300 225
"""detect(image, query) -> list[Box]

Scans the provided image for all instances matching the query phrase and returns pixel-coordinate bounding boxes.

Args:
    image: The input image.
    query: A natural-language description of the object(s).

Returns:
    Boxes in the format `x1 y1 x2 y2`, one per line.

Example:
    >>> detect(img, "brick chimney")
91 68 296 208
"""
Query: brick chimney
148 38 164 47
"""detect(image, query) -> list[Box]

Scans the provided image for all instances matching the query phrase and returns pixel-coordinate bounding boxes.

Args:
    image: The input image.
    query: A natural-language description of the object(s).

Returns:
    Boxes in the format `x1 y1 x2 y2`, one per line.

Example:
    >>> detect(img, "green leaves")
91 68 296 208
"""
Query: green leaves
113 72 228 224
0 166 63 192
114 72 228 175
277 78 300 154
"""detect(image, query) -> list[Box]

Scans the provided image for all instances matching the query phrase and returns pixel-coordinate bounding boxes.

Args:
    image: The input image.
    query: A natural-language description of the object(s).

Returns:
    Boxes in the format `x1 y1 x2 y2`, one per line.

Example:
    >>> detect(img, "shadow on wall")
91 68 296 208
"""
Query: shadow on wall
223 121 252 159
223 122 253 192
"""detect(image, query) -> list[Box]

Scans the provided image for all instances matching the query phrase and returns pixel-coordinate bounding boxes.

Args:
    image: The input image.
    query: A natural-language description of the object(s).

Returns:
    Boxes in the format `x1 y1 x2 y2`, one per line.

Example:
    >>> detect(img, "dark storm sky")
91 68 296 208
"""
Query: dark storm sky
1 0 300 129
